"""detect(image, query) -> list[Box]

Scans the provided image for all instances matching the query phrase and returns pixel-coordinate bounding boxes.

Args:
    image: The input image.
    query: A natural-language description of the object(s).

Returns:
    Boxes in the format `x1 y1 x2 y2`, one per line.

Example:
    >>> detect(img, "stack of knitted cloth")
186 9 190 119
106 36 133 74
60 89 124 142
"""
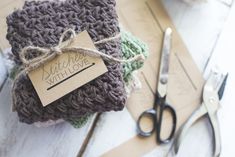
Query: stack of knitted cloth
6 0 148 126
8 29 149 128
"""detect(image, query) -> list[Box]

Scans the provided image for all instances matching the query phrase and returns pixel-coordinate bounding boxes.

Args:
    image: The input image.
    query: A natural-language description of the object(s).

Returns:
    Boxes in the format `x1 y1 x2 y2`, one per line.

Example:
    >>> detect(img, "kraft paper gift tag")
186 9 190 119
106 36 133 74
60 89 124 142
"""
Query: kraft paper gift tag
28 31 108 106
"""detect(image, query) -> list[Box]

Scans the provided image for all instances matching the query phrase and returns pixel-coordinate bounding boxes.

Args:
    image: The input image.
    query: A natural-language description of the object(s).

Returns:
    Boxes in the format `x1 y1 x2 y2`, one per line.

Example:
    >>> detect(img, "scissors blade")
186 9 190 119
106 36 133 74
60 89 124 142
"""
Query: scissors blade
157 28 172 98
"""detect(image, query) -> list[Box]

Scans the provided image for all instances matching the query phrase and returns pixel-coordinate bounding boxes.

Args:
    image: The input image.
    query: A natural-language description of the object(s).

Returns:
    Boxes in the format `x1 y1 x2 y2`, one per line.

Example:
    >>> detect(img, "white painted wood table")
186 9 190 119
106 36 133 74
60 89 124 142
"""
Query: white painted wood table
0 0 235 156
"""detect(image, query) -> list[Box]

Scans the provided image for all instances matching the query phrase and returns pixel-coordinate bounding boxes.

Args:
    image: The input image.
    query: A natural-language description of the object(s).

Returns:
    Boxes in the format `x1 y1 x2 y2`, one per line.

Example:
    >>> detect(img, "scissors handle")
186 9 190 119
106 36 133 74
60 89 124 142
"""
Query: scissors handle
137 102 177 144
157 102 177 144
137 109 156 137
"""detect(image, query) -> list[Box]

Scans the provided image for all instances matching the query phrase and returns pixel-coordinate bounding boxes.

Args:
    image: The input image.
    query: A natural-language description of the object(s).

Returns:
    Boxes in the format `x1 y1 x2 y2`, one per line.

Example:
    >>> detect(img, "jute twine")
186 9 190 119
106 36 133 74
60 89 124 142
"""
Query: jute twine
19 28 145 73
12 29 145 111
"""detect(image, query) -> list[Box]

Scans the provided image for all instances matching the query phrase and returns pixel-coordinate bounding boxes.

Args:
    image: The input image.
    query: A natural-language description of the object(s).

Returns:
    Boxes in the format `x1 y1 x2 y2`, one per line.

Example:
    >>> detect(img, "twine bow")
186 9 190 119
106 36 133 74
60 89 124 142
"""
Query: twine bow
19 28 146 73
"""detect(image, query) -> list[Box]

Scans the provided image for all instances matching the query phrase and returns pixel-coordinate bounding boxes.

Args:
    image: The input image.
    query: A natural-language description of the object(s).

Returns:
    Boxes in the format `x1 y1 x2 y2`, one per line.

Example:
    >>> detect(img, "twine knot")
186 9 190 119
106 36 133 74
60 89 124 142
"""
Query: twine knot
19 28 146 73
50 46 62 55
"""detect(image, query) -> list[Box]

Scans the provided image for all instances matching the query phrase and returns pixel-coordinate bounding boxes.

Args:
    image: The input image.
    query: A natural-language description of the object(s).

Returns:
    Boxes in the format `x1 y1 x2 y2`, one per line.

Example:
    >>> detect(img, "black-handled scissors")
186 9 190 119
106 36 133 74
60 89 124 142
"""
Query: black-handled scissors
137 28 177 144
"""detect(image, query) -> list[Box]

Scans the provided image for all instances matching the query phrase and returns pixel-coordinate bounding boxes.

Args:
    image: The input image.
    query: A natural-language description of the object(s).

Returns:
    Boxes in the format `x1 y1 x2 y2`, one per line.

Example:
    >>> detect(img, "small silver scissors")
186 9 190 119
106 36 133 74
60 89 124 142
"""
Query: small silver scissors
137 28 177 144
172 69 228 157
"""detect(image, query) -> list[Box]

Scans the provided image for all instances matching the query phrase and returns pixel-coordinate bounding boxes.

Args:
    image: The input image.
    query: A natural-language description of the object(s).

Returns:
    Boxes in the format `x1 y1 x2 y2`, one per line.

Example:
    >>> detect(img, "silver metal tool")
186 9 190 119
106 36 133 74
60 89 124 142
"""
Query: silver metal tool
137 28 177 144
171 68 228 157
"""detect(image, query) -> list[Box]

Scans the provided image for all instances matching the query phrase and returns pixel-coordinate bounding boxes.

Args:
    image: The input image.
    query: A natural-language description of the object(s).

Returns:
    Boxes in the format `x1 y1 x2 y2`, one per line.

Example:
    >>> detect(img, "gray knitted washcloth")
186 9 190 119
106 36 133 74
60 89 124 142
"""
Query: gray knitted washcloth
6 0 127 124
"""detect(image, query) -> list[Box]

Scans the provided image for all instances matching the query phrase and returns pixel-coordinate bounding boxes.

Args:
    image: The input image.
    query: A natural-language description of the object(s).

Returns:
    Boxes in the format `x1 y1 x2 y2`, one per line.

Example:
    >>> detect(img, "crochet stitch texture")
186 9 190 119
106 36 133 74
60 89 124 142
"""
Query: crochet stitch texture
6 0 127 124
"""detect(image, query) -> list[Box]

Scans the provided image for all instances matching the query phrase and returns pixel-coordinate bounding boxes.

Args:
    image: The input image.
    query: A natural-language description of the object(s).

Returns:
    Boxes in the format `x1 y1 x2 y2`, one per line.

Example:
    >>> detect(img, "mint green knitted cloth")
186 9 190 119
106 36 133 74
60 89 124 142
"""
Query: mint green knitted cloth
69 30 148 128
